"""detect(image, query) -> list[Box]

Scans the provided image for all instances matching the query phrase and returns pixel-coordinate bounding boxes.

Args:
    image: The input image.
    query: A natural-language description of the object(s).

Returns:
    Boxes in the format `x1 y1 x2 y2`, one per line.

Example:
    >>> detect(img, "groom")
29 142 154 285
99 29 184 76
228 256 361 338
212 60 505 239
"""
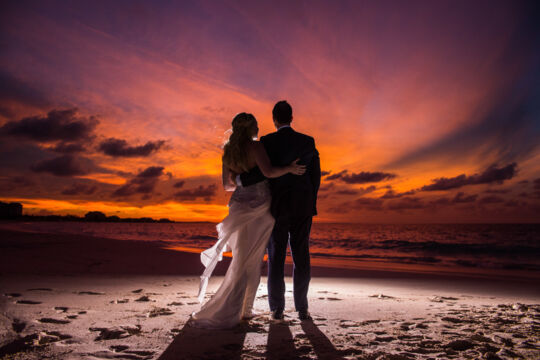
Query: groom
241 100 321 320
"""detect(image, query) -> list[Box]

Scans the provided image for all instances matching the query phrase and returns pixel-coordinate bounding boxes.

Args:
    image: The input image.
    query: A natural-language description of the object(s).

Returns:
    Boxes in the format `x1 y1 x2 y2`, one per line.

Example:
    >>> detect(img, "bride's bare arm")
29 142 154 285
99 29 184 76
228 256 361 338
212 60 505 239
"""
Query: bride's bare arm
251 141 306 178
222 162 236 191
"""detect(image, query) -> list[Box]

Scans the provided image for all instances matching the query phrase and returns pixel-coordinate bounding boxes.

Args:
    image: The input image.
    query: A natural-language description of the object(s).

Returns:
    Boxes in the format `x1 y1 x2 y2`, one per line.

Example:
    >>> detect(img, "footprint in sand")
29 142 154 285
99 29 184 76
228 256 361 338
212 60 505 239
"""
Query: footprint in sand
441 316 463 324
90 326 139 341
399 322 414 331
111 299 129 304
445 339 475 351
369 294 395 299
16 300 42 304
78 291 105 295
167 301 184 306
28 288 53 291
54 306 68 312
375 336 395 342
67 315 78 319
317 290 338 295
4 293 22 298
339 320 360 328
38 318 70 324
326 297 343 301
38 330 72 344
361 319 380 325
124 350 154 357
147 307 174 317
132 289 143 293
429 295 459 302
88 349 153 359
110 345 130 352
12 319 26 333
135 295 152 302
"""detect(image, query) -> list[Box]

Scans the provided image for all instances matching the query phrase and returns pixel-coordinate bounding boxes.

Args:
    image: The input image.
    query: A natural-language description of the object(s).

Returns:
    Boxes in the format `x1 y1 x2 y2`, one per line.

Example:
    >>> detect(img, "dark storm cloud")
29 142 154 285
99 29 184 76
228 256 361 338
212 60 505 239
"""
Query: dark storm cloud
137 166 165 178
174 184 217 201
335 185 376 196
335 189 358 195
380 188 416 199
112 166 164 197
421 163 516 191
0 108 98 143
173 180 185 188
325 170 346 181
49 142 86 154
386 4 540 169
31 155 96 177
98 138 165 157
61 183 98 195
326 170 396 184
452 192 477 203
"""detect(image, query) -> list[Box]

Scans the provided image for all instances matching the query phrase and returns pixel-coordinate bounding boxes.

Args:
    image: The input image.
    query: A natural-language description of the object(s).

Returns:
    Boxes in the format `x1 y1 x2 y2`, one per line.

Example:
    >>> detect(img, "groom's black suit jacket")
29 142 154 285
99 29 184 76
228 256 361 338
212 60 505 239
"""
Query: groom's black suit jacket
241 127 321 219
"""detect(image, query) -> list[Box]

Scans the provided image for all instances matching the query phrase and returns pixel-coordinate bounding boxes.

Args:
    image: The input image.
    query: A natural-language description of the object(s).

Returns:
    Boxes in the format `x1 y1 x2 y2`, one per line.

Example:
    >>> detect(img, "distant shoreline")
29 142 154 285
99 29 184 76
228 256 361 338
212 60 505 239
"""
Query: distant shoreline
0 215 218 224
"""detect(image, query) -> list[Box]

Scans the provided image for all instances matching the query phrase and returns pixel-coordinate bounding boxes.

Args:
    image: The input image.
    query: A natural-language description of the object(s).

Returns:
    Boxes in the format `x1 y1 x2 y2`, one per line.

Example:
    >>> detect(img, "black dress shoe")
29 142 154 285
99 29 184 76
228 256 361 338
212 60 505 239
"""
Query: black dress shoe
298 310 312 320
271 310 284 320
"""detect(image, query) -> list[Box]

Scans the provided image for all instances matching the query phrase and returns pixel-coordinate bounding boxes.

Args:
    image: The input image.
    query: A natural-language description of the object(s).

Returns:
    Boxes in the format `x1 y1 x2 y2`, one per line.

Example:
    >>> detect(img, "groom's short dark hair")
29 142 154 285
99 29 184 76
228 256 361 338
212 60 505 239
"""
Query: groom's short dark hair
272 100 292 124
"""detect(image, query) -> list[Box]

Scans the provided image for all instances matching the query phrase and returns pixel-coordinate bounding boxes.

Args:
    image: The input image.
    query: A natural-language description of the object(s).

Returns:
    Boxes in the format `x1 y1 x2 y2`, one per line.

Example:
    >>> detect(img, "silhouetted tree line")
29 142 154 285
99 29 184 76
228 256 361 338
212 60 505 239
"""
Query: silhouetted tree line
0 202 23 219
0 202 174 223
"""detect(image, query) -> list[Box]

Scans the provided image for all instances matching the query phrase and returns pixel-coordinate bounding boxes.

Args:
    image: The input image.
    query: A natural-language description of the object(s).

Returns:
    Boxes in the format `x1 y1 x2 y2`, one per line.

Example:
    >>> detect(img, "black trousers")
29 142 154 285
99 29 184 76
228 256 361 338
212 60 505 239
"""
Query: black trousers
267 215 312 312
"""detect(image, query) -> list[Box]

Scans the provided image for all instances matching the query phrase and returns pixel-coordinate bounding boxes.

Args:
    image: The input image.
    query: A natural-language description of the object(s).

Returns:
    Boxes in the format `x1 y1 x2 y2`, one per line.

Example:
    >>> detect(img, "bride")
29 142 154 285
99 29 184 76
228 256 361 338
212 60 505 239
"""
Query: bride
190 112 305 329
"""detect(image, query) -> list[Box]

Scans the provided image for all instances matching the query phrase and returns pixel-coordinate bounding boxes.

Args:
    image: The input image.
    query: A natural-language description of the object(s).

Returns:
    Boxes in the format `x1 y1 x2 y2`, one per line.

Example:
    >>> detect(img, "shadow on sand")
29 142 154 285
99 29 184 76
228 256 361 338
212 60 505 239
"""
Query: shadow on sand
158 321 248 360
158 318 345 359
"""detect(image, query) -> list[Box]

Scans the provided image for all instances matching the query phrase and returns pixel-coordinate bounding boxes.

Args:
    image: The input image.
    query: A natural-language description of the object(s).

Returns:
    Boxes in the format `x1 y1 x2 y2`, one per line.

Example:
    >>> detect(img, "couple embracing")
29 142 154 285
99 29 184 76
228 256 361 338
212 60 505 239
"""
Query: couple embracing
190 100 321 328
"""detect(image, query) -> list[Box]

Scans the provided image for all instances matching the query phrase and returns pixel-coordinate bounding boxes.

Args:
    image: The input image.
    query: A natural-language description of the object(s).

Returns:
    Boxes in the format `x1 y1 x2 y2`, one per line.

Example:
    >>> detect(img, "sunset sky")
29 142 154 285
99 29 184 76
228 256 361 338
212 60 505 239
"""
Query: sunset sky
1 0 539 223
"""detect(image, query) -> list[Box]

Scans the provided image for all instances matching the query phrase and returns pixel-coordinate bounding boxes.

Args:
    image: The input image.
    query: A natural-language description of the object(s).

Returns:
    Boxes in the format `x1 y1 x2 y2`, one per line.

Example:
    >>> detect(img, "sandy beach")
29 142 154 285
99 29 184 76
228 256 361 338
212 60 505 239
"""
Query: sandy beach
1 227 539 359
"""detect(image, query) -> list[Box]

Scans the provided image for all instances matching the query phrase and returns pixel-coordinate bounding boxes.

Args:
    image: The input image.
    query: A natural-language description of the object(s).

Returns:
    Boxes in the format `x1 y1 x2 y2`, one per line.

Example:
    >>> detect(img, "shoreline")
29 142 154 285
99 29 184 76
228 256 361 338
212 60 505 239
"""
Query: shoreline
1 227 539 285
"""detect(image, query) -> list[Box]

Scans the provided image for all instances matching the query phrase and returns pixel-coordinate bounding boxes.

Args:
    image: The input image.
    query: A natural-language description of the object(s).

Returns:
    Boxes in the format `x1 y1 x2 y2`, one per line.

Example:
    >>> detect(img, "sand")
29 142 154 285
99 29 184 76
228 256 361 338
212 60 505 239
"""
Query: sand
0 227 539 359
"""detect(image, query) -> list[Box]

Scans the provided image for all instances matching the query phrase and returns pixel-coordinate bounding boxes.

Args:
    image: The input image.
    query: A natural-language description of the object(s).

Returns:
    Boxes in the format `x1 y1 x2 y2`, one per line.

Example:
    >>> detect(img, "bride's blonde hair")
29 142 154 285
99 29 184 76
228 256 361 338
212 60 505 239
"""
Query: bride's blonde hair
222 112 256 172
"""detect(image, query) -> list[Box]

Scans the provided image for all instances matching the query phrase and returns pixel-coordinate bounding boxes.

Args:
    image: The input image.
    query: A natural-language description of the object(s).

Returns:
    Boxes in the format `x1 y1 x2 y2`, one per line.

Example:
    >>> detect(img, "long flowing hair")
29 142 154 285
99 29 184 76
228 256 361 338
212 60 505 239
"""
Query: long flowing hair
222 112 256 172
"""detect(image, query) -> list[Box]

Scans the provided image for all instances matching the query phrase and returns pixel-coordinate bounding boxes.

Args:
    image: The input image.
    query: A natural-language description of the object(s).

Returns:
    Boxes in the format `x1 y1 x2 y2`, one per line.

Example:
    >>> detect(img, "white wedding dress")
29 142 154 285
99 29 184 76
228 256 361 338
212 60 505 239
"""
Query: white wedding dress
191 179 275 329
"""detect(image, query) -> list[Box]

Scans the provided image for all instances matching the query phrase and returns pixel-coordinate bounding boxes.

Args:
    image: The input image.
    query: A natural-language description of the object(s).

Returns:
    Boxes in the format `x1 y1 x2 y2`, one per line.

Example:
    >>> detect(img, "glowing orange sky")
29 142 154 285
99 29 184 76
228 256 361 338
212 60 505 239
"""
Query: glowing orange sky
0 1 539 222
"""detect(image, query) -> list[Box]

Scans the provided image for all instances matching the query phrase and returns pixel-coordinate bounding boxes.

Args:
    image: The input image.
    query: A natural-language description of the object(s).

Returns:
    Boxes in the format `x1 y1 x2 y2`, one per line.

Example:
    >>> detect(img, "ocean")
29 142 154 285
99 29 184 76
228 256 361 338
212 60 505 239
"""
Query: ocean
4 222 540 279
